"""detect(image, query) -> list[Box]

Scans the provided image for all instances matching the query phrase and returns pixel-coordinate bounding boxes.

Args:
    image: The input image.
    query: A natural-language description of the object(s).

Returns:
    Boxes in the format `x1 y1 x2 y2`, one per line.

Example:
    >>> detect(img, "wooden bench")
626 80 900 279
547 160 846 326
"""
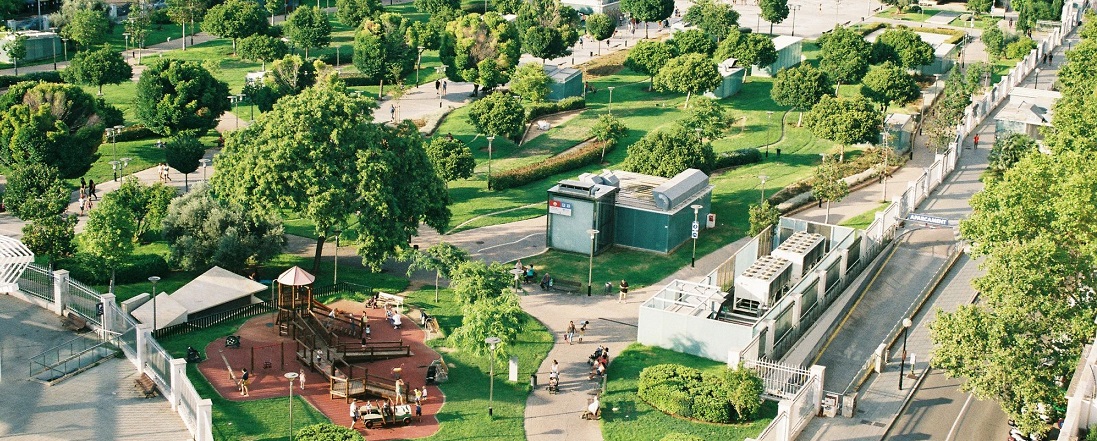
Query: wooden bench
135 373 158 398
61 311 88 332
378 292 405 312
547 279 584 294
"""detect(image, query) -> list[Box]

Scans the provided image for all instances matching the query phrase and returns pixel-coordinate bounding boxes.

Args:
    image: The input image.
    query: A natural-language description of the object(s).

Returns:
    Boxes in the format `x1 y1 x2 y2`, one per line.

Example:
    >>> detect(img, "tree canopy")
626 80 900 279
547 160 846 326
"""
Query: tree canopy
162 188 285 272
669 29 716 56
413 0 458 14
3 163 70 221
871 28 934 69
771 64 833 113
468 91 525 139
818 25 872 83
211 84 450 272
624 125 715 177
399 241 469 301
63 44 133 95
515 0 581 62
425 136 476 185
62 9 110 48
860 62 919 107
683 0 740 41
715 31 777 72
803 95 881 146
585 13 616 54
134 58 231 136
2 32 27 76
624 39 675 88
0 81 107 178
810 157 848 223
509 63 552 102
22 214 77 267
352 13 414 89
759 0 789 34
238 34 288 71
440 12 521 88
677 97 729 140
654 53 721 108
81 196 135 291
621 0 673 37
285 6 332 58
203 0 268 51
163 134 207 191
337 0 384 28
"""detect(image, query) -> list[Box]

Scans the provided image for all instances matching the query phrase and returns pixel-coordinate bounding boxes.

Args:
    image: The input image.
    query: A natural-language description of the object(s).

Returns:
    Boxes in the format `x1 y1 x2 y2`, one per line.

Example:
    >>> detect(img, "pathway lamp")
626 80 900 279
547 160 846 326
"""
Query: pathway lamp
899 317 912 390
587 229 599 295
485 336 501 417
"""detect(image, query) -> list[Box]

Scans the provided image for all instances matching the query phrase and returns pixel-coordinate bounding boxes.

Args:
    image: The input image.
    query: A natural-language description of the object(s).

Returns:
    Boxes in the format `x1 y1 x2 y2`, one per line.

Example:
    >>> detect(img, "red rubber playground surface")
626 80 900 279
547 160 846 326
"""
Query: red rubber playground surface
198 299 445 440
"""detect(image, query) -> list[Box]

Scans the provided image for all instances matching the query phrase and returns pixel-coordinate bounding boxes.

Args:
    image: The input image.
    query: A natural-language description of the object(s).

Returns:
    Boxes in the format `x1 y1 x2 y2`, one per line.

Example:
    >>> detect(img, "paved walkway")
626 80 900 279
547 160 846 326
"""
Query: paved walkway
0 293 191 440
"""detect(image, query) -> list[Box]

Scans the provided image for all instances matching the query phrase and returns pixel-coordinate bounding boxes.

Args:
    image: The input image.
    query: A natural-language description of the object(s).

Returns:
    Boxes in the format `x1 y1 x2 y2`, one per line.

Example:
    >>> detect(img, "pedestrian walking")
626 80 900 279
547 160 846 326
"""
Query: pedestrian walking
239 368 250 396
78 195 85 216
390 104 396 121
566 320 576 345
414 386 422 404
88 179 97 200
578 320 588 343
442 80 447 95
162 163 172 181
350 400 360 429
618 280 629 303
421 385 428 402
80 177 86 192
300 368 306 390
435 79 441 95
415 402 423 421
973 134 980 149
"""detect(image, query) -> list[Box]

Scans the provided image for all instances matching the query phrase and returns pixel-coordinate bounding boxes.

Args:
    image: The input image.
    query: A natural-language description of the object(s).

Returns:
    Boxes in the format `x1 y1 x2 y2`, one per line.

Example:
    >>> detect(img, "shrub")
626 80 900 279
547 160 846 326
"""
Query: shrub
525 96 586 120
57 252 170 285
714 148 762 170
1004 36 1037 59
638 362 764 424
0 71 64 88
294 423 365 441
642 383 693 418
110 125 158 143
491 137 614 190
661 434 704 441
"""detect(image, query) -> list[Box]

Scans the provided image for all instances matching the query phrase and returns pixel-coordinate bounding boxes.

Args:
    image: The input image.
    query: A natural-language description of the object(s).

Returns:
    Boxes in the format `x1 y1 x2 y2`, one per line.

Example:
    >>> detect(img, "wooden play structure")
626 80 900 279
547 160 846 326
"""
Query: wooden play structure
273 266 412 404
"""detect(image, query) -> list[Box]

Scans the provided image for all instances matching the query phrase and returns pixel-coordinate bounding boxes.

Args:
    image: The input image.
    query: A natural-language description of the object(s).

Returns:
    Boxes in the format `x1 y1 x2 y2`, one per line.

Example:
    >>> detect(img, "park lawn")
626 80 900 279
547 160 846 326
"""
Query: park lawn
840 202 891 230
949 14 1001 30
105 21 194 51
876 6 947 22
601 343 778 441
403 285 555 440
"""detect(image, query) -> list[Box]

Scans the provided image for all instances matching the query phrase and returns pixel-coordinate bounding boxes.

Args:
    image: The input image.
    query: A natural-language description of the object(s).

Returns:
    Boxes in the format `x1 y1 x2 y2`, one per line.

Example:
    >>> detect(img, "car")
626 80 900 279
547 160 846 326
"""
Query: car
361 404 413 428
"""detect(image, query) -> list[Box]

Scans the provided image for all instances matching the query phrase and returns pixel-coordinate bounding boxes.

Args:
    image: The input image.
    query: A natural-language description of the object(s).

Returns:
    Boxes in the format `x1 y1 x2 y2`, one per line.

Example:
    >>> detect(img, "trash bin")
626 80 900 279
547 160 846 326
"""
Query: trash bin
530 373 537 388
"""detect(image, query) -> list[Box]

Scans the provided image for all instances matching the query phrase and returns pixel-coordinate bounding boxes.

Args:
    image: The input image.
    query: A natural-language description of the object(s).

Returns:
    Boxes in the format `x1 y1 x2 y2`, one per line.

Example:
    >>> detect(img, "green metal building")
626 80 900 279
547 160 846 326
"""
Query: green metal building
546 169 713 255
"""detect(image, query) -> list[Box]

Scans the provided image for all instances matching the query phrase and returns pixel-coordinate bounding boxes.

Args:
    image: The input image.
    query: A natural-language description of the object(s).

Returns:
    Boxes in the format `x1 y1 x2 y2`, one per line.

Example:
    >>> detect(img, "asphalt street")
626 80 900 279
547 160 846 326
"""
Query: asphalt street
887 369 1009 441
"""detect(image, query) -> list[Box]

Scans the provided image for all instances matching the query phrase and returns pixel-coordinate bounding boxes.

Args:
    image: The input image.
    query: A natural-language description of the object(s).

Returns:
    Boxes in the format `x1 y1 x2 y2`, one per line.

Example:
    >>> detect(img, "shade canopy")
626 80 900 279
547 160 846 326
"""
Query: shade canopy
277 266 315 286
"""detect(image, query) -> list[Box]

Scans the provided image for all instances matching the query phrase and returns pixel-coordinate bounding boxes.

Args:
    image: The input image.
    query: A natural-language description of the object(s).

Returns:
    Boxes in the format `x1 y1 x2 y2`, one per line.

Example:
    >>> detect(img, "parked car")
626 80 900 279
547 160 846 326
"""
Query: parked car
361 404 413 428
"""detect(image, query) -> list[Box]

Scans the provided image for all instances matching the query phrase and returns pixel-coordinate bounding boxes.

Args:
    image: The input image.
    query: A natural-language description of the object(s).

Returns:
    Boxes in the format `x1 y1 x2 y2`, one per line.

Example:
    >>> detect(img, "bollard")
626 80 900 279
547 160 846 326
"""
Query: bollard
530 373 537 388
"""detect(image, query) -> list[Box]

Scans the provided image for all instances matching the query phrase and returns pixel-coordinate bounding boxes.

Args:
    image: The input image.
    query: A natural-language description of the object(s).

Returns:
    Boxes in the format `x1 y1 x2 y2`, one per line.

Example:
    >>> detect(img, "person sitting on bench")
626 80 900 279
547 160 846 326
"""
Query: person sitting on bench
392 313 402 330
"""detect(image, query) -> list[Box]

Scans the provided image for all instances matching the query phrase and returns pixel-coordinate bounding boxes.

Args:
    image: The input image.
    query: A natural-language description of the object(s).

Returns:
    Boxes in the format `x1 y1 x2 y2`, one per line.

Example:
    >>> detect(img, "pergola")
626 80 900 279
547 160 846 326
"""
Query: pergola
275 266 315 325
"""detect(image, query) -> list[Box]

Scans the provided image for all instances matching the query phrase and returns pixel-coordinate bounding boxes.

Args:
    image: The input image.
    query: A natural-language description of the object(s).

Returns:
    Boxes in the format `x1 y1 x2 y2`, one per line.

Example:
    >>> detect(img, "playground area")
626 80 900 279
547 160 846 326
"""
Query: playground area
195 293 447 440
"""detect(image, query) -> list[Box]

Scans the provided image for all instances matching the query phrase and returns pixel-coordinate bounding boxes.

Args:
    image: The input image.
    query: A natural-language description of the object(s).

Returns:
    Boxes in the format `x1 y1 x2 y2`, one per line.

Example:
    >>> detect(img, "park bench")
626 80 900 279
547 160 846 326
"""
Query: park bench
135 373 158 398
61 311 88 332
377 292 405 312
547 279 584 294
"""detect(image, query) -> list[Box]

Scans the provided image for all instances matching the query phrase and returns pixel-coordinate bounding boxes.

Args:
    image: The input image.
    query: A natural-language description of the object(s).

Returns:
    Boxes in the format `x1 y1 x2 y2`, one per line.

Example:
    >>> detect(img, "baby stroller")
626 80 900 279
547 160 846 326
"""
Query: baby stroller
581 396 601 420
588 346 607 366
546 375 559 394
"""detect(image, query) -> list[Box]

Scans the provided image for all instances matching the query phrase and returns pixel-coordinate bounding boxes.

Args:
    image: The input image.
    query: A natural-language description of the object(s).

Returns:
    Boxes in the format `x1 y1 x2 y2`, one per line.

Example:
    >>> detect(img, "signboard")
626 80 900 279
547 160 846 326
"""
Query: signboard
691 221 700 232
908 213 950 226
548 200 573 216
691 231 699 239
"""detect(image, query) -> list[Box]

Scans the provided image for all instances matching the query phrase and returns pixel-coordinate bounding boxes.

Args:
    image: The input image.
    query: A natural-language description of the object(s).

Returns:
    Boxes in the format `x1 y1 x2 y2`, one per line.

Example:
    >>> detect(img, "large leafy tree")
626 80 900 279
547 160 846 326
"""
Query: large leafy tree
860 62 919 107
715 32 777 73
2 32 27 76
63 44 133 95
413 0 457 14
203 0 268 52
134 58 231 136
212 84 450 272
759 0 789 34
653 53 720 108
337 0 383 28
509 63 552 102
22 214 78 268
871 28 934 70
352 13 413 95
166 0 209 50
106 177 177 240
125 2 153 49
450 260 511 305
810 157 848 223
515 0 580 62
399 242 469 301
62 9 109 48
163 134 206 191
468 91 525 139
624 125 715 177
818 25 872 84
621 0 673 38
624 39 675 90
966 0 991 15
82 196 135 293
285 6 332 59
585 13 616 55
677 97 729 140
440 12 521 88
449 293 524 358
986 133 1037 180
0 81 107 178
161 188 285 272
425 136 476 187
803 95 881 152
981 25 1006 59
3 163 70 220
669 29 716 56
238 34 288 71
771 64 832 125
683 0 739 42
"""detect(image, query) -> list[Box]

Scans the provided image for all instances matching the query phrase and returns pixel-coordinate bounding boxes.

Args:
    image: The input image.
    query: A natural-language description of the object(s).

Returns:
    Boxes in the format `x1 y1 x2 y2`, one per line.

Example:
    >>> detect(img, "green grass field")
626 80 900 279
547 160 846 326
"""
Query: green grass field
839 201 891 230
601 343 778 441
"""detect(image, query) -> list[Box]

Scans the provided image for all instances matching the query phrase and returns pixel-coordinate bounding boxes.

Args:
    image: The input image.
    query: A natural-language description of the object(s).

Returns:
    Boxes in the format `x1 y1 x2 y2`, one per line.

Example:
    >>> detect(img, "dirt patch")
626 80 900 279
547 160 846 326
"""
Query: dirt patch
579 50 628 78
521 109 586 145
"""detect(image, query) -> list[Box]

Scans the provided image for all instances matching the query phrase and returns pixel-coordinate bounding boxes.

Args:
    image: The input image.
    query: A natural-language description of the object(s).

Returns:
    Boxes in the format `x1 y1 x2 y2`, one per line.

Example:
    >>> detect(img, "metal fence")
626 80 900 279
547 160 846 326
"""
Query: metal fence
67 278 102 327
18 263 53 304
744 358 812 400
154 301 276 338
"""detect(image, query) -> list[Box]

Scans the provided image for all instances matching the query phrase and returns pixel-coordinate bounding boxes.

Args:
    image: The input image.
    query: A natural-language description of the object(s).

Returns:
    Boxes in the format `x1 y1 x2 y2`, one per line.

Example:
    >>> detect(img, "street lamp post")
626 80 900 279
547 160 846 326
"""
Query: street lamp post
1034 67 1042 88
149 276 160 332
121 157 132 178
586 229 599 295
284 372 299 440
486 135 495 189
199 158 210 182
123 32 130 51
485 336 501 417
109 160 120 182
109 124 124 161
333 229 341 284
690 204 702 268
880 131 890 202
759 175 768 204
790 4 801 36
606 86 615 114
49 27 57 70
60 37 68 62
898 317 912 390
415 46 424 86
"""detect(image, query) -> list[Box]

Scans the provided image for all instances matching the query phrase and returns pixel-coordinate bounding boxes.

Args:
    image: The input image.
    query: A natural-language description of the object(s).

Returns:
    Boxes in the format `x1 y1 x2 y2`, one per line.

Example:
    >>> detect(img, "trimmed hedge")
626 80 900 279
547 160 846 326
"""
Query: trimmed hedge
0 71 64 88
714 148 762 170
491 137 613 190
56 253 171 286
526 96 586 120
638 363 761 424
110 125 159 142
337 72 373 87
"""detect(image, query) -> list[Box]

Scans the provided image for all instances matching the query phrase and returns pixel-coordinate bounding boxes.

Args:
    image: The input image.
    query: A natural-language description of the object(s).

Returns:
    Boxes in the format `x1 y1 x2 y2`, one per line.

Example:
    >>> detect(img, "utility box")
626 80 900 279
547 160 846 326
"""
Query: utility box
771 231 825 282
733 255 793 311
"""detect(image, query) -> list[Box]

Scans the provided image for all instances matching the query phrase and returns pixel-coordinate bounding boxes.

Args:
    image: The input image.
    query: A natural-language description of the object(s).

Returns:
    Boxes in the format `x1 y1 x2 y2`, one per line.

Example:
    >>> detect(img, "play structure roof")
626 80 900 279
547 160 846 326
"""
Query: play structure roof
277 266 315 286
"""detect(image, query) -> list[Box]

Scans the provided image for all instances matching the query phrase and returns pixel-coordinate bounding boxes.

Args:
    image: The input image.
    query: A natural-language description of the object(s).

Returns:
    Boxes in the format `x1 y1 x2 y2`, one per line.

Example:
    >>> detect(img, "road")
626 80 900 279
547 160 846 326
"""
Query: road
887 369 1010 440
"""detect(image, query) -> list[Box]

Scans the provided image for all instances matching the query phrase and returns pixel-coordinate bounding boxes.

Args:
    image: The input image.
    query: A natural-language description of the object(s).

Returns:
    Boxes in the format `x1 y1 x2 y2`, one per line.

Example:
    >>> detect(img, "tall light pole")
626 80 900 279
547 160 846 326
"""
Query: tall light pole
60 37 68 62
49 27 57 70
199 158 210 182
486 135 495 189
110 160 121 182
485 336 501 418
759 175 768 204
586 229 599 295
333 229 341 284
110 124 124 160
689 205 702 268
415 46 424 86
606 86 615 114
790 4 801 36
880 131 890 202
1034 67 1042 88
898 317 912 390
121 157 132 178
123 32 130 51
149 276 161 332
284 371 299 440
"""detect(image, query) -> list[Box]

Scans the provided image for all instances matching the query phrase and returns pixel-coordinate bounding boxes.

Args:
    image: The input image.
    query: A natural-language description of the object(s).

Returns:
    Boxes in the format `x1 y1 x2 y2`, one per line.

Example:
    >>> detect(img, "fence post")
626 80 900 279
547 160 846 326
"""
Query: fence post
810 365 826 416
777 400 793 441
100 293 116 336
51 269 69 316
169 358 186 411
136 323 152 376
816 270 827 302
196 398 214 441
